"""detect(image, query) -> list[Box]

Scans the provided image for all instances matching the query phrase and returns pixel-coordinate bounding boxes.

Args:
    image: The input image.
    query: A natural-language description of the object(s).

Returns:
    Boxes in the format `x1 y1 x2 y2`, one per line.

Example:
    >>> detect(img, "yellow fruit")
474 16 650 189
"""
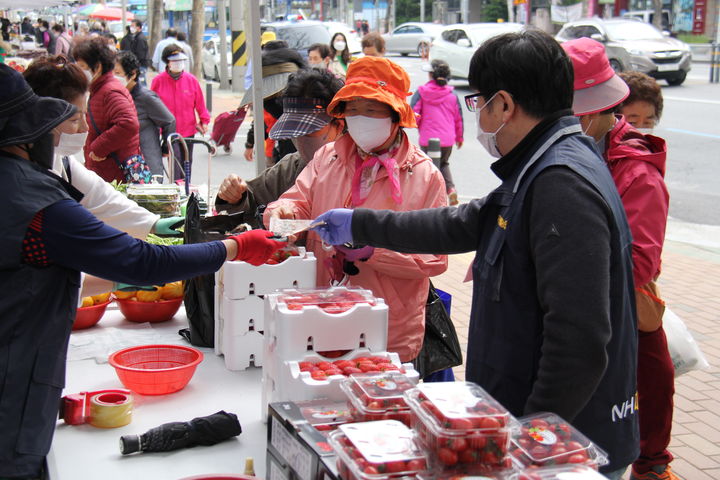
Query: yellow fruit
159 282 183 300
92 293 111 304
81 297 94 308
114 290 136 300
136 289 162 302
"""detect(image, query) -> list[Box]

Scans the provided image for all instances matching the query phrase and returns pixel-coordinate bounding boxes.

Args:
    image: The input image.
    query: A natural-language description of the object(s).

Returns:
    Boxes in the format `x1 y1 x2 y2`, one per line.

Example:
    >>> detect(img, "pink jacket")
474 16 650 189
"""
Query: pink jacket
412 81 464 147
264 133 449 362
150 71 210 137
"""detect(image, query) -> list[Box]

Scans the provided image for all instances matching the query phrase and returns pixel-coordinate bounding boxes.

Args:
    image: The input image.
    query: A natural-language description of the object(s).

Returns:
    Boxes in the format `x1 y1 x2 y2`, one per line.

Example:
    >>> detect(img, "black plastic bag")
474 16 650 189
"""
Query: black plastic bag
180 194 247 347
413 283 463 378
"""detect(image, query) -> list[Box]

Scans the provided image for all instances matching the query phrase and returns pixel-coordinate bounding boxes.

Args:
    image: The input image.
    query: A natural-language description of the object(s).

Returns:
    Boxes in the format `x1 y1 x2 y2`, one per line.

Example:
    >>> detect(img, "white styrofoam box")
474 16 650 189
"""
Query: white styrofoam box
214 283 222 355
222 294 266 335
216 247 316 300
265 350 419 408
263 289 389 368
223 330 264 371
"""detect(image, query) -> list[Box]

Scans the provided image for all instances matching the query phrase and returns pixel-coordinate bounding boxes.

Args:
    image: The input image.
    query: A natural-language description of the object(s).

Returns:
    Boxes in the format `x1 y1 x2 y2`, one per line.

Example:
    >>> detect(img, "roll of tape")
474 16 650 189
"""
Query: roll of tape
88 392 133 428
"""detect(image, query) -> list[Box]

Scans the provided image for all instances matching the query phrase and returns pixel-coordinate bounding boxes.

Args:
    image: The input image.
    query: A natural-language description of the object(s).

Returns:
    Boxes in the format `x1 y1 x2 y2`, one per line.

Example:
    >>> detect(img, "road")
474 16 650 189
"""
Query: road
195 55 720 232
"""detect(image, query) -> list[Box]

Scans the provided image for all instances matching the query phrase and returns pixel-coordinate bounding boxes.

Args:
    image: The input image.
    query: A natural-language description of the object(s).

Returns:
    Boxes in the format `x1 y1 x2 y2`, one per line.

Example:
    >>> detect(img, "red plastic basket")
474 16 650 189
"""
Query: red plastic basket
73 300 111 330
108 345 204 395
116 297 183 323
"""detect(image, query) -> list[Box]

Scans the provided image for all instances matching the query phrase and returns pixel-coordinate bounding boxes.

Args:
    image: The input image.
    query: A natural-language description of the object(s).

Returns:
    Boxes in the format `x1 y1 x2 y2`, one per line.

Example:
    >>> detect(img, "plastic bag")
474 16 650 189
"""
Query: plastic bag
663 307 710 377
412 283 463 378
180 194 247 347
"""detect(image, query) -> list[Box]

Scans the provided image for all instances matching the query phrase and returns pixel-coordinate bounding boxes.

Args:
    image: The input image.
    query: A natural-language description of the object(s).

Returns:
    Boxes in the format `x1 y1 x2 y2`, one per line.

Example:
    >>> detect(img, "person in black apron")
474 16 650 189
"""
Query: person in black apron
312 30 639 479
0 64 285 479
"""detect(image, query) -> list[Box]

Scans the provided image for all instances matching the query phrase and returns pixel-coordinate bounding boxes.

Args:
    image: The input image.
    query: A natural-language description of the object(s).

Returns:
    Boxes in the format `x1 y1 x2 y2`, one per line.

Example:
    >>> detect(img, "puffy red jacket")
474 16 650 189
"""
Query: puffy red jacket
604 115 668 286
84 72 141 182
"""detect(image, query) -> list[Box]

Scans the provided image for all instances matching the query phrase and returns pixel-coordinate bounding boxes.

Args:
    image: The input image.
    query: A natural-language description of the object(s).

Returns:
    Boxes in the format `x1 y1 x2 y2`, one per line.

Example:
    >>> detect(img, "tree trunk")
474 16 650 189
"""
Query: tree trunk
652 0 663 29
190 0 205 78
149 0 164 69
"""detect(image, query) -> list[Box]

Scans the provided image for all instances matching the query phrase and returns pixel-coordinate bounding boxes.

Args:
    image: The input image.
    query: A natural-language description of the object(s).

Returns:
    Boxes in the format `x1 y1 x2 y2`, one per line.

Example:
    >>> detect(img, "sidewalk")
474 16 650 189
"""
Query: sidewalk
432 236 720 480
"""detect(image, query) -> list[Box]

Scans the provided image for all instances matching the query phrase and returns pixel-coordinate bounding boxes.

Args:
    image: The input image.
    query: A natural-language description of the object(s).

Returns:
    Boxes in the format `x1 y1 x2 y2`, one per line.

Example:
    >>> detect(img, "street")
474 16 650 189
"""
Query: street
196 55 720 235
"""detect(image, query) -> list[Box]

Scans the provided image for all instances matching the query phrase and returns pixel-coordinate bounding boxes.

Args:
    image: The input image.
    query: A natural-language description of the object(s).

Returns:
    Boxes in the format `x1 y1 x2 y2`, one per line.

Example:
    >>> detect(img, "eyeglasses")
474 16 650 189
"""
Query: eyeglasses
464 93 484 112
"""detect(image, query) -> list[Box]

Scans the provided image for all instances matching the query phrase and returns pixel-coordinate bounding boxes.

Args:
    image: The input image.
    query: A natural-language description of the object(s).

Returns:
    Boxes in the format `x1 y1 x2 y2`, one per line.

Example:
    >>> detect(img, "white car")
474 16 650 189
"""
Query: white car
202 35 232 82
324 21 362 54
383 22 444 56
429 23 525 79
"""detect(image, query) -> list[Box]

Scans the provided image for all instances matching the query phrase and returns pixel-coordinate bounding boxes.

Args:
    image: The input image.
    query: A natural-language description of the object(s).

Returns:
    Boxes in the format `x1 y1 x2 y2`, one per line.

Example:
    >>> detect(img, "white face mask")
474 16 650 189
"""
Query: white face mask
475 92 505 159
637 127 654 135
345 115 393 153
168 60 185 73
581 118 594 136
114 75 128 87
55 131 88 157
108 44 117 51
333 40 346 52
82 68 94 84
129 26 138 34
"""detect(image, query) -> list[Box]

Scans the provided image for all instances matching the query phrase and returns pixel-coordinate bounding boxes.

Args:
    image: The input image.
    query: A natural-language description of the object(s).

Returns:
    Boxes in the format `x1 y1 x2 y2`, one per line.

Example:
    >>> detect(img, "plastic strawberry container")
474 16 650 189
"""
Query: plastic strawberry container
417 470 516 480
329 420 429 480
277 288 376 314
509 413 608 470
517 464 608 480
404 382 513 471
340 372 415 426
297 399 353 432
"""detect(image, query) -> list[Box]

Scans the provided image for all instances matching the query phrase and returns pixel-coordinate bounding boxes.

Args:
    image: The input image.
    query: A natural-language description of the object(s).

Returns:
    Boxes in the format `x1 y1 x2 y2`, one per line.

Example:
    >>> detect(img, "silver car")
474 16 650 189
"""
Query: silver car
556 18 691 86
383 22 444 56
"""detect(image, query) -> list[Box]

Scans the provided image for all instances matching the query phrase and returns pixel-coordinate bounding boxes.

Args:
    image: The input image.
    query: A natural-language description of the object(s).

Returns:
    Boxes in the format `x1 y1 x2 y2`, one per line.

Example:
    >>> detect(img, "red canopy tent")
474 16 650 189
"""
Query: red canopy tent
89 7 135 21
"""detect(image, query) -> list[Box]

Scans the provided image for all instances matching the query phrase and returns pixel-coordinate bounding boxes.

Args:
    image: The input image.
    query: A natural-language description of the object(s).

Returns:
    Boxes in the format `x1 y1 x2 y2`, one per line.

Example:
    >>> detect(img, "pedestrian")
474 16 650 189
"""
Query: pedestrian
0 62 285 480
411 59 464 205
240 45 305 166
312 30 639 480
20 16 33 35
563 39 674 480
244 31 277 90
617 71 663 132
361 20 370 36
102 32 118 51
89 21 104 35
116 51 176 177
120 19 150 85
38 20 51 50
361 32 385 57
51 23 73 57
151 27 179 72
24 55 183 240
151 44 210 181
216 68 344 227
175 31 194 71
73 36 141 183
307 42 333 71
329 32 351 77
264 56 449 363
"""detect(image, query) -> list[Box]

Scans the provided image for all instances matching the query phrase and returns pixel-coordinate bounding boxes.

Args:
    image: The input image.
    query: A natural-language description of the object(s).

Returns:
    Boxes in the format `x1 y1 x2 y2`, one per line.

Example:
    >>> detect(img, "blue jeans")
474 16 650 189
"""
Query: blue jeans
604 466 628 480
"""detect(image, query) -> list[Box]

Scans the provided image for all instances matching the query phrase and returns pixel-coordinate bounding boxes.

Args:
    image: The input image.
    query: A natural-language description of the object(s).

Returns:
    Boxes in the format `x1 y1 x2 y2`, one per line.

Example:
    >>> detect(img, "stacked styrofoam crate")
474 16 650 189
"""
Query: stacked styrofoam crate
214 247 316 371
262 287 420 418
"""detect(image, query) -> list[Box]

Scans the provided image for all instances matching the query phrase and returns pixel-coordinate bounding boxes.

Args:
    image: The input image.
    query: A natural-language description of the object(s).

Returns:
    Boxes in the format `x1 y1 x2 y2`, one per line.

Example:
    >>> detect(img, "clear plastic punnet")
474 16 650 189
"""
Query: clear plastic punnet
277 288 377 314
417 470 516 480
404 382 513 471
329 420 429 480
517 464 608 479
340 372 415 426
509 412 609 471
296 399 353 433
126 184 181 218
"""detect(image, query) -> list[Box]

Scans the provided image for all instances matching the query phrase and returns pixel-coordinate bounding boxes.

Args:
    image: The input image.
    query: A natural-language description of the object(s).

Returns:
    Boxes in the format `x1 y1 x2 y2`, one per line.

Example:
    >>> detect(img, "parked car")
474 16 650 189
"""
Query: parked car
556 18 691 86
202 34 232 82
383 22 444 56
429 22 525 79
324 21 362 54
261 21 331 56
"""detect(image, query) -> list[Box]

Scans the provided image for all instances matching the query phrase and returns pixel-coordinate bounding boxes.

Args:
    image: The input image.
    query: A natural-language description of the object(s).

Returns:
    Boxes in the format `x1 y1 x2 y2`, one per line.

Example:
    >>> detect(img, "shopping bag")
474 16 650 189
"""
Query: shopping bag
663 307 710 377
412 283 463 378
180 193 248 347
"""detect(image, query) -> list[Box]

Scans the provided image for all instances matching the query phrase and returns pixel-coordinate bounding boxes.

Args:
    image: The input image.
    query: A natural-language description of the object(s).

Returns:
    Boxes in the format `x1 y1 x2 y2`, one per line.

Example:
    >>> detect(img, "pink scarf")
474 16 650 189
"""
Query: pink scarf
351 139 402 207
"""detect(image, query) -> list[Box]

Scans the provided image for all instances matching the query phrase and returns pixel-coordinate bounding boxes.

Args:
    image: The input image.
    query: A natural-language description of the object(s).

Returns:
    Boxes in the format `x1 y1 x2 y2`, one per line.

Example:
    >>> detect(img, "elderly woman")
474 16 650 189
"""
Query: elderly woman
0 64 285 478
115 50 176 177
617 71 663 132
264 56 448 362
73 36 141 182
151 43 210 181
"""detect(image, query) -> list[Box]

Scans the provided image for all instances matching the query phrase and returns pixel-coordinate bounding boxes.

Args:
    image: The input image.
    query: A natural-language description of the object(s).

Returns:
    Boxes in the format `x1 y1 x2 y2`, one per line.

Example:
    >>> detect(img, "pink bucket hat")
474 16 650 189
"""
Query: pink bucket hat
561 37 629 116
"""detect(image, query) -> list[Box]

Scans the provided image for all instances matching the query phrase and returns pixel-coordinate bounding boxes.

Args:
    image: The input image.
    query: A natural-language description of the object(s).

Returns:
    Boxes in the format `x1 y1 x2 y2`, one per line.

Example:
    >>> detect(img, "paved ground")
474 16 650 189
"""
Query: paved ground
204 84 720 480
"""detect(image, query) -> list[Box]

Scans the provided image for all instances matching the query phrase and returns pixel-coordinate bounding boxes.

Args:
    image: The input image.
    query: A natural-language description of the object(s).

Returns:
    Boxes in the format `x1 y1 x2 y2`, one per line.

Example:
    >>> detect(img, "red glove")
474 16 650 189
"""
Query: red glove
229 230 287 266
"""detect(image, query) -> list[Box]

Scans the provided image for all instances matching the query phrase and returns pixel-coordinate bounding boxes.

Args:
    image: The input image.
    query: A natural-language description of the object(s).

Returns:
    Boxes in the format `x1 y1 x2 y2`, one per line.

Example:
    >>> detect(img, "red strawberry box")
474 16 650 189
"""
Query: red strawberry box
328 420 429 480
404 382 513 471
277 288 376 314
340 372 416 426
509 412 608 471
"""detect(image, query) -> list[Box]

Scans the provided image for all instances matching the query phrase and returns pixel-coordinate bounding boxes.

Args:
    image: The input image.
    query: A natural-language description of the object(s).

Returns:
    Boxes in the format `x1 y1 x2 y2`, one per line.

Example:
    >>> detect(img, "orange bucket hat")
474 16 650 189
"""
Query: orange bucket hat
327 56 416 128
